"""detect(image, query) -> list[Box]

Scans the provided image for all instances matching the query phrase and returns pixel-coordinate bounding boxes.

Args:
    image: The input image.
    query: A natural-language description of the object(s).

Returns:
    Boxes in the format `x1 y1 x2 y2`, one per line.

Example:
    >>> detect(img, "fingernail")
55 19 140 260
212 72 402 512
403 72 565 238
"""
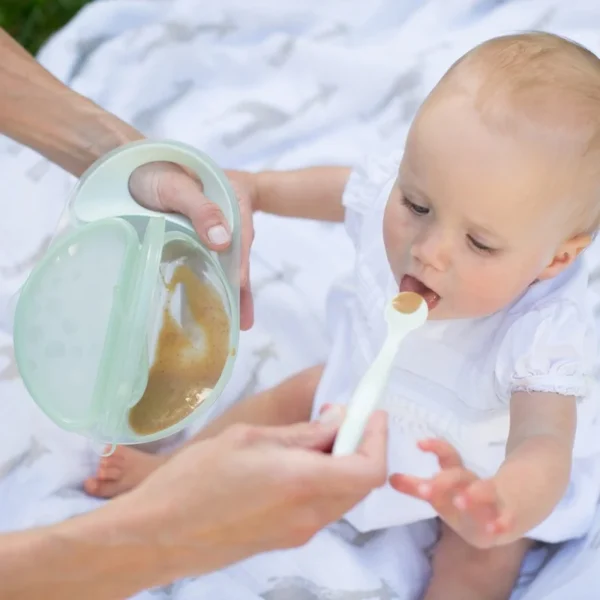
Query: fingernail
318 405 343 425
208 225 230 245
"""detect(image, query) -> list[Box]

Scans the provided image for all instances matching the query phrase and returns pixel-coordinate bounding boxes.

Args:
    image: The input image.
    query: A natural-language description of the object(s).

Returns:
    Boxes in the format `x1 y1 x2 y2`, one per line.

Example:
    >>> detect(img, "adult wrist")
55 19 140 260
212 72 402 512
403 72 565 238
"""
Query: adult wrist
0 28 144 178
56 496 174 594
0 496 175 600
102 489 225 585
66 102 144 176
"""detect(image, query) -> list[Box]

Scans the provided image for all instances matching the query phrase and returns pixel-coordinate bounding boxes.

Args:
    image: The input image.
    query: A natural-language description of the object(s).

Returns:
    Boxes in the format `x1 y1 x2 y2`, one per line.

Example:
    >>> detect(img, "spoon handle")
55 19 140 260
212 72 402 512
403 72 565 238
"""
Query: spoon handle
332 335 400 456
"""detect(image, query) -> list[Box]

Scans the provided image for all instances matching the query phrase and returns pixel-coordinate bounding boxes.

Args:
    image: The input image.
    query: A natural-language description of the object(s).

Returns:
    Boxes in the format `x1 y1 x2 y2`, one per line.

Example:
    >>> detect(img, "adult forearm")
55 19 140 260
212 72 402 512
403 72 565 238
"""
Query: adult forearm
0 499 190 600
0 29 142 176
0 414 388 598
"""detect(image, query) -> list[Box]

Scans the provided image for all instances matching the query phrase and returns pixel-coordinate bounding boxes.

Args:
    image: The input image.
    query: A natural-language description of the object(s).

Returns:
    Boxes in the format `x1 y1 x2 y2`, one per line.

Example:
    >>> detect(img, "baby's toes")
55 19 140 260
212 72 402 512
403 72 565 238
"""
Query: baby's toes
102 445 128 466
96 448 127 480
97 463 123 481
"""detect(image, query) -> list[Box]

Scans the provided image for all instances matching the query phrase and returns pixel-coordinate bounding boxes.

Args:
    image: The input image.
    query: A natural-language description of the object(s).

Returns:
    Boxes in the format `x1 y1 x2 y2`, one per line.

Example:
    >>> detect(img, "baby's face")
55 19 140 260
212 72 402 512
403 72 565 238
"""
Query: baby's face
383 96 580 320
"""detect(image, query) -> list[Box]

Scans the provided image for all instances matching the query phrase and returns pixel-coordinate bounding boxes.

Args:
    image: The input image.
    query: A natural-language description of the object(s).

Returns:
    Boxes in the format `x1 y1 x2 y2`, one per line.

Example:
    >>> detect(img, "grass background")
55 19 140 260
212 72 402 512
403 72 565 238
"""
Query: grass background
0 0 91 55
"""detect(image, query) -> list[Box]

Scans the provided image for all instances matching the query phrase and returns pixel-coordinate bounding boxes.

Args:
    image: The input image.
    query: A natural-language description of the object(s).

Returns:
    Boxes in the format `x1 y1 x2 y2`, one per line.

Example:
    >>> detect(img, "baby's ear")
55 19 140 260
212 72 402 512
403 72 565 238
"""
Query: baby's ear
538 233 592 281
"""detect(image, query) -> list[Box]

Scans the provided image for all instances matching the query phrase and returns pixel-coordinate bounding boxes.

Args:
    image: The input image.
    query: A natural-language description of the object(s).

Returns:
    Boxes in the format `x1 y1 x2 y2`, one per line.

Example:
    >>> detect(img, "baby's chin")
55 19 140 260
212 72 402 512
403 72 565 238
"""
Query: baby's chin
420 304 479 322
428 301 506 322
422 303 459 321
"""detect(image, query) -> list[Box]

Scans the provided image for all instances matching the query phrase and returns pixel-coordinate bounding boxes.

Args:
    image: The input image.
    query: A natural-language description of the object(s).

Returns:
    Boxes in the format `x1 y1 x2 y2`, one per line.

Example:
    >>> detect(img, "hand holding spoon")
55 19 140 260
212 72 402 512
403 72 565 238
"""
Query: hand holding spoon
332 292 428 456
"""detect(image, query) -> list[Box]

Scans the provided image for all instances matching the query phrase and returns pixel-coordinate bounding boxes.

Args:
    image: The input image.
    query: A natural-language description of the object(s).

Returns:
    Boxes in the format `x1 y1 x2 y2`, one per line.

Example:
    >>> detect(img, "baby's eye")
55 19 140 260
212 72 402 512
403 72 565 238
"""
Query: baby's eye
467 235 496 254
402 197 429 216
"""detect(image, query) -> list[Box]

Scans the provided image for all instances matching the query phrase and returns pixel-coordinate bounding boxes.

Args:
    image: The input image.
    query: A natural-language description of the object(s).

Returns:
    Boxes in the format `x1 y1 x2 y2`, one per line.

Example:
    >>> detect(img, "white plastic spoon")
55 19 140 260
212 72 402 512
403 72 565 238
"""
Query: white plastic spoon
332 292 428 456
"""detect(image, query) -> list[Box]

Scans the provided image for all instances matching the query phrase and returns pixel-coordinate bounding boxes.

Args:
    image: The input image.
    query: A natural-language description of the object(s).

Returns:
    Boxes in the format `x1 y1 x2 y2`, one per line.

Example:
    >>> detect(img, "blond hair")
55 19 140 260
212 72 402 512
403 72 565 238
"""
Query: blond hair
431 32 600 231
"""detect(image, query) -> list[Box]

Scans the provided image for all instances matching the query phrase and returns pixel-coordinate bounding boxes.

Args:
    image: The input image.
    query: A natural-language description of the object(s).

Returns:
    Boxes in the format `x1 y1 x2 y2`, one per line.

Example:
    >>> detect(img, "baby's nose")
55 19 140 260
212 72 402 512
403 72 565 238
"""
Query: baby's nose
411 228 449 272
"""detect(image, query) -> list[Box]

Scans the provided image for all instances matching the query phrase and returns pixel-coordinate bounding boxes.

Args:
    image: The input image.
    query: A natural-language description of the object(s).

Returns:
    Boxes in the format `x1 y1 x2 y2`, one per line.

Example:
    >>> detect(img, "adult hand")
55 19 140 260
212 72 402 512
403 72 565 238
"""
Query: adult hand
129 162 257 330
0 27 255 330
122 411 388 579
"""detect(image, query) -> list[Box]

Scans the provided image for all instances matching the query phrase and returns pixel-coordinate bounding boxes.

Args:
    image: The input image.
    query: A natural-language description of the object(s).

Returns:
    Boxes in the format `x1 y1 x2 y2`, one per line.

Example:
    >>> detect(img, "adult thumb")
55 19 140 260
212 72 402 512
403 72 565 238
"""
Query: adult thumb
129 162 232 249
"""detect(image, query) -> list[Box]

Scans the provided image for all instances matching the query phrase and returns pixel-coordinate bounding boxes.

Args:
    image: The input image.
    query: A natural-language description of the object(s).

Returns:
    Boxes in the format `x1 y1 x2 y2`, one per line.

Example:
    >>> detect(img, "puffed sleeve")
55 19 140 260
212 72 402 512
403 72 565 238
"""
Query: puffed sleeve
494 300 594 402
341 151 402 246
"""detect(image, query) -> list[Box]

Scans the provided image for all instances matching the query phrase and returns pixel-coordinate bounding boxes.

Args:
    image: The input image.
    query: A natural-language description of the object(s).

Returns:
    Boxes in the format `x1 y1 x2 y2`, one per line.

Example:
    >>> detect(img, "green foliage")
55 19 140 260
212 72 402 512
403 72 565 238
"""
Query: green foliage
0 0 91 55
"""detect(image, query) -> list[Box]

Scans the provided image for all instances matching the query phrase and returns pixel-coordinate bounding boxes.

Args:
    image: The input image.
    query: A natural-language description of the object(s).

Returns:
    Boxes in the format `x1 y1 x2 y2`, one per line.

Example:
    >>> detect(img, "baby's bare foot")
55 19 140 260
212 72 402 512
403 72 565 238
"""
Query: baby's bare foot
84 446 167 498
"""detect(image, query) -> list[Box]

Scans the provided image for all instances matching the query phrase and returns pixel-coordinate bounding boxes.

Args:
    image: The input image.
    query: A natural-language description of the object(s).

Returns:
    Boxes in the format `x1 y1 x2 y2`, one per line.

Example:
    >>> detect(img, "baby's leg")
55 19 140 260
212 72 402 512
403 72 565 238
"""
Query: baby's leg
84 365 324 498
423 522 533 600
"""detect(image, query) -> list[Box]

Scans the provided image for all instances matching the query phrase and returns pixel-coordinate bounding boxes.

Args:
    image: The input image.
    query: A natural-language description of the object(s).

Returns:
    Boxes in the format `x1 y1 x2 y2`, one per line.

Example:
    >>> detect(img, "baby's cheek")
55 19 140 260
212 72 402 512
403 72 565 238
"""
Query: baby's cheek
463 270 523 315
383 201 412 248
383 215 413 276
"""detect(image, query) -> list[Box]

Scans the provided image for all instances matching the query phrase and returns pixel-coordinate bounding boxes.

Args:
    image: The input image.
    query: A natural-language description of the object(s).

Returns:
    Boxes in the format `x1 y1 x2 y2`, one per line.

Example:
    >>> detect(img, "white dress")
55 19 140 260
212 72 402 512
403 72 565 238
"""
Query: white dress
311 153 600 543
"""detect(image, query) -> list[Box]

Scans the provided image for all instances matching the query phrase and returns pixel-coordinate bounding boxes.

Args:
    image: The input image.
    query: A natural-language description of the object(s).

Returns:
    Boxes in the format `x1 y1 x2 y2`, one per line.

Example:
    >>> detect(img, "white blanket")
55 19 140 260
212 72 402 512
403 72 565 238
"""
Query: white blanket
2 0 600 598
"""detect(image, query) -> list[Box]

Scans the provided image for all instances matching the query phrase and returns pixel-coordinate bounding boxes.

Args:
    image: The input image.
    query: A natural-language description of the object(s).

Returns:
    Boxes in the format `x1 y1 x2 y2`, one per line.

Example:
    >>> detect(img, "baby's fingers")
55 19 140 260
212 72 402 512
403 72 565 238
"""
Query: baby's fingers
487 511 516 536
459 479 503 529
429 468 477 508
389 474 432 499
418 438 464 469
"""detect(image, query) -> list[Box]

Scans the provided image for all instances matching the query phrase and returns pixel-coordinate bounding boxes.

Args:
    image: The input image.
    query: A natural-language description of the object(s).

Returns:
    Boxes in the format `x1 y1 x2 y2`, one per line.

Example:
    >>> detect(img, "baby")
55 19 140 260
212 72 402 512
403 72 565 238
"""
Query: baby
86 32 600 599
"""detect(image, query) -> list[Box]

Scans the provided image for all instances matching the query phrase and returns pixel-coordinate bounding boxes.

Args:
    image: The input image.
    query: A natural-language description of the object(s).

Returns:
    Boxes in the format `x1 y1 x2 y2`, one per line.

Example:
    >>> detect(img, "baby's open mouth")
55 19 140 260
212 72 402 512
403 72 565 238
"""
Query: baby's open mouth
399 275 441 311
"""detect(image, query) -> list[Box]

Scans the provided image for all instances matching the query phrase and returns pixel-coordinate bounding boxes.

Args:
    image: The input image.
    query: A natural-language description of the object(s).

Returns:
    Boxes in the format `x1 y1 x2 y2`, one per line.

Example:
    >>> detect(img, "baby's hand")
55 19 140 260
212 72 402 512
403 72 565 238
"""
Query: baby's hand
389 439 514 549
